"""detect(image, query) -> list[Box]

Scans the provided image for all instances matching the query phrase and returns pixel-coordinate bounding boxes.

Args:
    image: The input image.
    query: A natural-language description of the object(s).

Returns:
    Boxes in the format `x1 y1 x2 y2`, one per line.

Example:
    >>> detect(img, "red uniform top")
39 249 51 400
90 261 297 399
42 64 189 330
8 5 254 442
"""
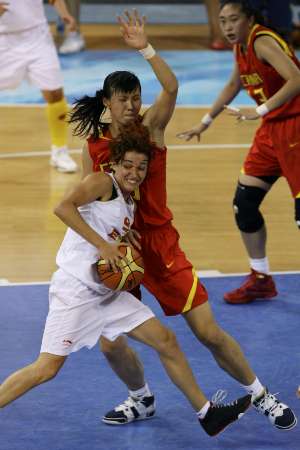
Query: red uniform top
235 24 300 121
87 128 173 230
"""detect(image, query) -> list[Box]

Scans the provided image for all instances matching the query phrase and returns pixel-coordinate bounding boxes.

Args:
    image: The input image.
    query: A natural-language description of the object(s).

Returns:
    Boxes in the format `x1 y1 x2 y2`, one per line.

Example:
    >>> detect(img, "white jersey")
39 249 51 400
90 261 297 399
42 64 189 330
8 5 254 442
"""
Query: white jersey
56 173 135 294
0 0 47 33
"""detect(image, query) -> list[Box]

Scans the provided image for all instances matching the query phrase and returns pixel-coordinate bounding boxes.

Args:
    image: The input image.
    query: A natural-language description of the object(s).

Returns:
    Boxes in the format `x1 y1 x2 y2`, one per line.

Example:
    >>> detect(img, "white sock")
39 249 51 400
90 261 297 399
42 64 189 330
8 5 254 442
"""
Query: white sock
243 377 265 399
249 257 270 275
129 383 152 399
197 401 211 420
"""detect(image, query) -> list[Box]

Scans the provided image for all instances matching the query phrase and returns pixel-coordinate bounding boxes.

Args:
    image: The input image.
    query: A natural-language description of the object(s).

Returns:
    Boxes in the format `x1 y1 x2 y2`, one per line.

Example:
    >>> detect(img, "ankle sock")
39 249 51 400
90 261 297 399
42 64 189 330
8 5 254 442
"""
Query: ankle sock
197 401 211 419
129 382 152 399
249 257 270 275
243 377 265 399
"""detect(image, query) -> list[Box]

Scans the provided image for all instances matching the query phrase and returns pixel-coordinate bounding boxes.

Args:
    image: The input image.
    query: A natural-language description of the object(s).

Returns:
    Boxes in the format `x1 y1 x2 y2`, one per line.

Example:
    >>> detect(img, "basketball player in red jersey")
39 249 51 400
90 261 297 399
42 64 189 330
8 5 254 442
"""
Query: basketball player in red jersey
69 9 296 433
179 0 300 304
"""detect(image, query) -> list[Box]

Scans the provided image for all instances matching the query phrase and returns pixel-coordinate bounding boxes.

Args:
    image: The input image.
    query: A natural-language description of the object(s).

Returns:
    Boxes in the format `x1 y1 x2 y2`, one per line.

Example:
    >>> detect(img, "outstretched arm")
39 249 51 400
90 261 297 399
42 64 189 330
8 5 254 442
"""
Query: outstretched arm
177 62 241 142
118 10 178 146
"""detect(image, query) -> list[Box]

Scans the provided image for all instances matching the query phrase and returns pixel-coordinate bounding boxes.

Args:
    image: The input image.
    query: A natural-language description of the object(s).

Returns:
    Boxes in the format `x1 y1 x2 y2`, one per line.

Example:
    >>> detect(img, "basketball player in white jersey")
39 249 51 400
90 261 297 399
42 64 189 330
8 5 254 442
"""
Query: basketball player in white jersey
0 0 77 172
0 123 252 436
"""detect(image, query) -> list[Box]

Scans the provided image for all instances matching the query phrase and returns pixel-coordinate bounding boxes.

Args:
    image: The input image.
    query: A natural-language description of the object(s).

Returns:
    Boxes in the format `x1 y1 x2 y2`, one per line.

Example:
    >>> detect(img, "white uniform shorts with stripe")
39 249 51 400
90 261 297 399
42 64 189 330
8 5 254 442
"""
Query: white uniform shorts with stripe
0 24 63 91
41 269 155 356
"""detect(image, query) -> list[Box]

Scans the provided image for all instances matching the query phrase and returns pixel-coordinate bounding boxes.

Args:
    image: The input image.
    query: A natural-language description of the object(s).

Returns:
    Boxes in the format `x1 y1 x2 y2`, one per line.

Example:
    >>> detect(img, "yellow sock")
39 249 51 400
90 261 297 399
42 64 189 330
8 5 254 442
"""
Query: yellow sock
46 98 69 148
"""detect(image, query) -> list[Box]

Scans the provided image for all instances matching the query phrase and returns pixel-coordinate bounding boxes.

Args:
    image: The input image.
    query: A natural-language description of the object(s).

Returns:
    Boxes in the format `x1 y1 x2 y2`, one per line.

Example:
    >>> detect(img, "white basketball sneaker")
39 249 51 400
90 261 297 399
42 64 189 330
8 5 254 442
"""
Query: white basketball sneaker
59 32 85 55
252 389 297 430
50 146 78 173
102 395 156 425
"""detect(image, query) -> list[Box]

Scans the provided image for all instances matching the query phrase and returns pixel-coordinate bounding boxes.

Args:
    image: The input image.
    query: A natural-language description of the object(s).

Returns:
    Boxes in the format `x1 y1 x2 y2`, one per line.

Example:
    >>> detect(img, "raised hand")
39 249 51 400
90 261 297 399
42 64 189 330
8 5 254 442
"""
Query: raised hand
117 9 148 50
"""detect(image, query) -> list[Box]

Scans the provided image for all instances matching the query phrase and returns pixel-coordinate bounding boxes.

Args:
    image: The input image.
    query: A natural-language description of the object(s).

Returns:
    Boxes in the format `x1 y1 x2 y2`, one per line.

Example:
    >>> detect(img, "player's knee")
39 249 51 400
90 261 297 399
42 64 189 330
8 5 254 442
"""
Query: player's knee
196 320 225 349
233 182 267 232
33 356 64 384
100 335 127 360
155 327 179 357
295 197 300 229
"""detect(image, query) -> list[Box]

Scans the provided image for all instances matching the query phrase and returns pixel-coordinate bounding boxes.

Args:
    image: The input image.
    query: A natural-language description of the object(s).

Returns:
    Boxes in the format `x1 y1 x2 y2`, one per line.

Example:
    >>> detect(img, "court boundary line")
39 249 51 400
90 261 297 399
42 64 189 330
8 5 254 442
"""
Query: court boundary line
0 103 252 109
0 143 251 160
1 270 299 287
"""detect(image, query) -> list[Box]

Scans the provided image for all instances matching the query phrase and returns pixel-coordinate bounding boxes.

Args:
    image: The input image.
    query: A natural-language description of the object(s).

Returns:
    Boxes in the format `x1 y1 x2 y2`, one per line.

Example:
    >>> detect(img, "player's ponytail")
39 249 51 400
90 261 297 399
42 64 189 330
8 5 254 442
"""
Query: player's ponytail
69 90 105 140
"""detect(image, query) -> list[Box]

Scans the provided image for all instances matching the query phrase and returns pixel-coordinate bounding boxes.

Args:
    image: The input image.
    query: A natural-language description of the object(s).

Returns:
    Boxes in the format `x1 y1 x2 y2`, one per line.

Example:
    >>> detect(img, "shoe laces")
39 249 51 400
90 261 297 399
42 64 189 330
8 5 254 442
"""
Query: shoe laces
210 389 240 408
255 392 282 415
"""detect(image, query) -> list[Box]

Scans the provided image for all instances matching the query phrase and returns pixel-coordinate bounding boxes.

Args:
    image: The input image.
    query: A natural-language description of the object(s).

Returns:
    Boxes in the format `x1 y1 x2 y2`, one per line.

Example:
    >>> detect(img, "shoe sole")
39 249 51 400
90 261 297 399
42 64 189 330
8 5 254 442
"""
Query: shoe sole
102 413 155 426
50 161 77 173
224 292 278 304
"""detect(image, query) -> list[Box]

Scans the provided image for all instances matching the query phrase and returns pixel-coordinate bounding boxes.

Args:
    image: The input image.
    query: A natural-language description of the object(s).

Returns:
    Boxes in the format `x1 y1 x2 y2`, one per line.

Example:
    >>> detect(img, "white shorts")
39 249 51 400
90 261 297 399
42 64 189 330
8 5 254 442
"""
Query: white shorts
41 270 155 356
0 24 63 91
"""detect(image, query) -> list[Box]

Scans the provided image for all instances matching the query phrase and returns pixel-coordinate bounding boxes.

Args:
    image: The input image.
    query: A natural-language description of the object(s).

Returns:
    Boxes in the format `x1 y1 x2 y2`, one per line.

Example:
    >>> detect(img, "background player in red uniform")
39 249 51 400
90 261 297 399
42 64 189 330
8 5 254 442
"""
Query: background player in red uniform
69 9 297 433
178 0 300 305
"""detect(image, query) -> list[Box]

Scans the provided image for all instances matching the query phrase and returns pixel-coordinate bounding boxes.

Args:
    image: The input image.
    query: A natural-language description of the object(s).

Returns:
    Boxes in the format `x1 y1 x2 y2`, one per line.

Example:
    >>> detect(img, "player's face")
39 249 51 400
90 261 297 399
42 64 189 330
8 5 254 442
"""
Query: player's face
114 151 148 195
105 88 142 125
219 4 253 45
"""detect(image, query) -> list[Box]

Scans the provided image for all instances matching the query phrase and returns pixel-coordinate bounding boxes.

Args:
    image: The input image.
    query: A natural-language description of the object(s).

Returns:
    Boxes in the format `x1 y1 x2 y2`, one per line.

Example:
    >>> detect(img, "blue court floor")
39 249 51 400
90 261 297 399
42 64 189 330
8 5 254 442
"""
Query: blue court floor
0 274 299 450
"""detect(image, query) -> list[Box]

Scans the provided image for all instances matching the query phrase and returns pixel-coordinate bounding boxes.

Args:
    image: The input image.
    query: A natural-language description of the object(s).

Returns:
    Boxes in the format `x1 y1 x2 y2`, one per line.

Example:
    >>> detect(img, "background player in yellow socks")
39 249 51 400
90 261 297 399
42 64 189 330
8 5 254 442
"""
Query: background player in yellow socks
0 0 77 173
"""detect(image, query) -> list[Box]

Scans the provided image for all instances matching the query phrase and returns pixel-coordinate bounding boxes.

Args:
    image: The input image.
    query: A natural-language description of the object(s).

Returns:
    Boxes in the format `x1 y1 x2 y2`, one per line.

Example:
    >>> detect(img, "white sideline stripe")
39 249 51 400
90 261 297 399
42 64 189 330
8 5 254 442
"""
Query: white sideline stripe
0 143 250 159
0 103 253 109
1 270 299 286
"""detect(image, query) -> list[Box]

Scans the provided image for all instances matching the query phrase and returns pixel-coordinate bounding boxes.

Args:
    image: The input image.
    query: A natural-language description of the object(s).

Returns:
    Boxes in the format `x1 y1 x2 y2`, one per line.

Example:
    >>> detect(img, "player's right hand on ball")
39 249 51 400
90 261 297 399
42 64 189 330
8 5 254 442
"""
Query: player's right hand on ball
99 242 125 273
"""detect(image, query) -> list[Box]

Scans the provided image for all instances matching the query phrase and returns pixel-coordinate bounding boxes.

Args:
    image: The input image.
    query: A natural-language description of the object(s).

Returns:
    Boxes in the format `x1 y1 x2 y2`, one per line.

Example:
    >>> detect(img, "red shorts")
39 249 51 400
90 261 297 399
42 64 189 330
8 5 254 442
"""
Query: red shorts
139 223 208 316
243 116 300 197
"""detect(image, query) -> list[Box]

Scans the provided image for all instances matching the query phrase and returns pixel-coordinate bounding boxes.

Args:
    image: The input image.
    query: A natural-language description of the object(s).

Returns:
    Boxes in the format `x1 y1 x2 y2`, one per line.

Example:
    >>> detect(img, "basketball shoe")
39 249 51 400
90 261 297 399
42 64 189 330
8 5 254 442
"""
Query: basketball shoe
58 32 85 55
102 395 155 425
199 394 251 436
252 389 297 430
224 269 277 304
50 146 78 173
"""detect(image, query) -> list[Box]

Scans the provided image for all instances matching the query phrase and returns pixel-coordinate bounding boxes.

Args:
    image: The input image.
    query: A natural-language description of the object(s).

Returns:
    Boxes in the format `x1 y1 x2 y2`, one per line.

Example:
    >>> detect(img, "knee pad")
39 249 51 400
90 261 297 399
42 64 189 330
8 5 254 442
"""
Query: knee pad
233 183 267 233
295 197 300 228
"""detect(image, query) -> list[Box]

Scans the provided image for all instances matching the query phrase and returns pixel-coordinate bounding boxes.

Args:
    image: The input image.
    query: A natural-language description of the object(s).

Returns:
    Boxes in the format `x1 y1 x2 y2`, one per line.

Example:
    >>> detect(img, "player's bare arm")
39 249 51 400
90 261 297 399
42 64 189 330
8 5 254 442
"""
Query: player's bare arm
118 9 178 147
54 173 125 271
177 63 241 141
254 35 300 110
51 0 77 32
0 2 8 16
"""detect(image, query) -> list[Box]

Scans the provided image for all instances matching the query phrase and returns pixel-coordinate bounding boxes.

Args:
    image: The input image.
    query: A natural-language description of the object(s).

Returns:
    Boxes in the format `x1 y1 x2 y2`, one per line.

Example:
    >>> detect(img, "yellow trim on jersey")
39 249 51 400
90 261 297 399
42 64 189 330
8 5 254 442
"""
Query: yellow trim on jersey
255 30 293 58
182 269 198 313
247 24 260 46
296 192 300 198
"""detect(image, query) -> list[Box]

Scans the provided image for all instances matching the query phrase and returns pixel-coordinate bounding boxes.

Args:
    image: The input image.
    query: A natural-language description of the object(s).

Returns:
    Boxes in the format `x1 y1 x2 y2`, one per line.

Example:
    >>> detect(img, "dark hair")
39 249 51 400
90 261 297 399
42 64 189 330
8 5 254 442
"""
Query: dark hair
220 0 265 25
109 122 153 164
69 71 141 140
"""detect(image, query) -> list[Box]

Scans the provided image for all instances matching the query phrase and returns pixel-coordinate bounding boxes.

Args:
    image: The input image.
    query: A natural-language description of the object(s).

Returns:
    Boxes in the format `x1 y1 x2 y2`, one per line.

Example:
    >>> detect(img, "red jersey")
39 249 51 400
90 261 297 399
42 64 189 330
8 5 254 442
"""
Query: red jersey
87 129 173 229
235 24 300 121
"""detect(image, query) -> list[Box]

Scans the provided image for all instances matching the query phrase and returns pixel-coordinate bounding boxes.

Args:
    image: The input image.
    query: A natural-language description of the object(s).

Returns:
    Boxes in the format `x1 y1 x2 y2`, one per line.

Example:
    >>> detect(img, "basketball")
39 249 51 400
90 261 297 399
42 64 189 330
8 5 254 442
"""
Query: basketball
97 244 144 291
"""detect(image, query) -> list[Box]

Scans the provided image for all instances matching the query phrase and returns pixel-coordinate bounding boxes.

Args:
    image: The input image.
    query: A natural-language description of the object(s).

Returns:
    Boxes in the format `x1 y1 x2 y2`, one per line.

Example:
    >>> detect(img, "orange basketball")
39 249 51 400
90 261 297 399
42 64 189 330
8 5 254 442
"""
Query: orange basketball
97 244 144 291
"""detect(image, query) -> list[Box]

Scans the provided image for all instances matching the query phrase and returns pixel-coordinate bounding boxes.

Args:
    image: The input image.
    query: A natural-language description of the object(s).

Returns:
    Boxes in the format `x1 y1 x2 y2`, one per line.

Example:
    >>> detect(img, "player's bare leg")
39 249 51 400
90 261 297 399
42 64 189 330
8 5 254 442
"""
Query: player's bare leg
103 317 252 435
0 353 66 407
183 302 255 385
100 335 145 390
